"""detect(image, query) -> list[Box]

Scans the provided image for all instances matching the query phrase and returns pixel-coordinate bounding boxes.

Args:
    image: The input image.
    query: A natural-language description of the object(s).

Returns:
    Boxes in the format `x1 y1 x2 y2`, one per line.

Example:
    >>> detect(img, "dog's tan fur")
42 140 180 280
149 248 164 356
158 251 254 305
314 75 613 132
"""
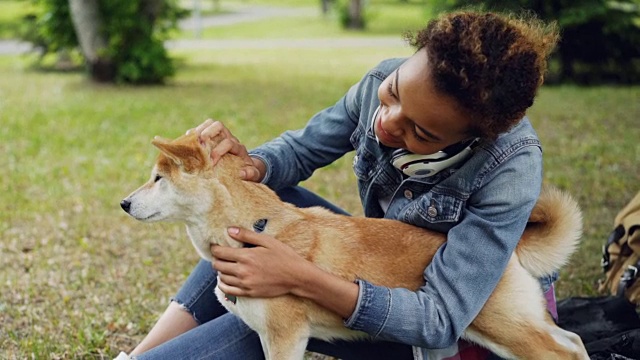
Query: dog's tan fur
122 133 589 360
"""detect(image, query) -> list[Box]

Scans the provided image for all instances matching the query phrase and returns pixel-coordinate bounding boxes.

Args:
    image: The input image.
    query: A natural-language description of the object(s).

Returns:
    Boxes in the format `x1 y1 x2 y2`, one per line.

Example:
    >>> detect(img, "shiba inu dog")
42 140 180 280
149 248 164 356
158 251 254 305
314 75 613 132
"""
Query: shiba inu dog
121 133 589 360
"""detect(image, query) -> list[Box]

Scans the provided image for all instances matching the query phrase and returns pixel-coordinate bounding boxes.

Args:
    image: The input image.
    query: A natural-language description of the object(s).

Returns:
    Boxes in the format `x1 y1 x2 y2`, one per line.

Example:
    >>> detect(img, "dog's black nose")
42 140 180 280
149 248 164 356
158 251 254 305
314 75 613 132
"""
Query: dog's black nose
120 199 131 213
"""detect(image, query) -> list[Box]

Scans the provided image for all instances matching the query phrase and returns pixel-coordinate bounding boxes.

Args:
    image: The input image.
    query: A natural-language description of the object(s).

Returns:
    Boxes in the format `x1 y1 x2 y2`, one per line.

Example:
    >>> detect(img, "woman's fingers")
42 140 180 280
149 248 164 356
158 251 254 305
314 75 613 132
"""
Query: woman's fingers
195 119 216 135
217 279 245 297
185 118 214 135
211 137 249 165
188 119 262 181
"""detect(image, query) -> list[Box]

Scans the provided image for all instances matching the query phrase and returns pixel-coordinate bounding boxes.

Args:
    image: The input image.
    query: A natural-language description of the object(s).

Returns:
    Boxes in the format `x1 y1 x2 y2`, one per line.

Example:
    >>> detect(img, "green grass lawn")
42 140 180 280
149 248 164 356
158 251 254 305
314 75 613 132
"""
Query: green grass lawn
1 0 639 358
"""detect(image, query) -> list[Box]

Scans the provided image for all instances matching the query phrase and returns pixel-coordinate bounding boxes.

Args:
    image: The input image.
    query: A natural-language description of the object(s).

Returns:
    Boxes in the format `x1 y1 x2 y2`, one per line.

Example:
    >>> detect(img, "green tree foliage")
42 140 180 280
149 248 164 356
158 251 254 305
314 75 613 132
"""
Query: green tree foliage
433 0 640 84
19 0 77 52
20 0 187 84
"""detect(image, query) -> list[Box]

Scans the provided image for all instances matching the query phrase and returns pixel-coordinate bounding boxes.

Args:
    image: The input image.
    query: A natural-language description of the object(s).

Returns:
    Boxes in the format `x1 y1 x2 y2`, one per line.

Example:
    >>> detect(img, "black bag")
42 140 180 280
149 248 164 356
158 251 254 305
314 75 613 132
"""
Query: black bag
557 296 640 359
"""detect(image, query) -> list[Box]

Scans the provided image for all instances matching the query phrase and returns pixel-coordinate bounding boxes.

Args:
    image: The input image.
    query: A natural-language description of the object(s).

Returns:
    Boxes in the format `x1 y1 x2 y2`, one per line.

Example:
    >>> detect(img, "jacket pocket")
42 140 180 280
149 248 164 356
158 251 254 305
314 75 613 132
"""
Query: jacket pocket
402 192 465 231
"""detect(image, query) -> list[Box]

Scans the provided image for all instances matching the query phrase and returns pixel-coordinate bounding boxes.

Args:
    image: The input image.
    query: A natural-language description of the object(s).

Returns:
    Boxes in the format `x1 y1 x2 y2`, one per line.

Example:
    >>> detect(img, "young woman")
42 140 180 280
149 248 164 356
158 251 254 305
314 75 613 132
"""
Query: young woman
124 10 560 360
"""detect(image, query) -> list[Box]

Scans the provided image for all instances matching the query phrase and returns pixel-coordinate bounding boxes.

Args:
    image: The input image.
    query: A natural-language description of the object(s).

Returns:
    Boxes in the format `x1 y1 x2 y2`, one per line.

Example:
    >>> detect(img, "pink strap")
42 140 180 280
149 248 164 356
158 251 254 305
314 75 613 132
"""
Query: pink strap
544 283 558 321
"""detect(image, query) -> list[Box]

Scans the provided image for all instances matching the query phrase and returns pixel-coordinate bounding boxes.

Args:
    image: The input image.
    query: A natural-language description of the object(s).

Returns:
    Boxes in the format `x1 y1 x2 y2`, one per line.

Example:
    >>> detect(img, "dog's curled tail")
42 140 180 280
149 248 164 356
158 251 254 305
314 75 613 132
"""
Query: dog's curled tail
516 185 583 278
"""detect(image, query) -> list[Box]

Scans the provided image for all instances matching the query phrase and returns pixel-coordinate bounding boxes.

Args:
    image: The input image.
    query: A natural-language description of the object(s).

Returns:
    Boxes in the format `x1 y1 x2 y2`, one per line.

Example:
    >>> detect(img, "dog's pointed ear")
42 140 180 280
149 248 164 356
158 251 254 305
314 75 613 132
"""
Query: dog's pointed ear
152 135 208 172
152 136 184 166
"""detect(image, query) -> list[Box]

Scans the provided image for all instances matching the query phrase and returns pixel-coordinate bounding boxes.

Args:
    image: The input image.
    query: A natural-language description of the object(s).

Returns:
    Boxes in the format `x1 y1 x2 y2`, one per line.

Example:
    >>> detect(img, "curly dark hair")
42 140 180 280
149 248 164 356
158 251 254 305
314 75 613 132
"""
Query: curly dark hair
406 11 559 139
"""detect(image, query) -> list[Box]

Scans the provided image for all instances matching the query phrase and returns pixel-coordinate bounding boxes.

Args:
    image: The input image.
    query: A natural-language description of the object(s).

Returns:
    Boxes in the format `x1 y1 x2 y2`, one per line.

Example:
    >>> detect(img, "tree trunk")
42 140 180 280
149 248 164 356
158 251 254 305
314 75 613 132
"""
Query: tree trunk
141 0 164 23
347 0 364 29
320 0 331 15
68 0 114 82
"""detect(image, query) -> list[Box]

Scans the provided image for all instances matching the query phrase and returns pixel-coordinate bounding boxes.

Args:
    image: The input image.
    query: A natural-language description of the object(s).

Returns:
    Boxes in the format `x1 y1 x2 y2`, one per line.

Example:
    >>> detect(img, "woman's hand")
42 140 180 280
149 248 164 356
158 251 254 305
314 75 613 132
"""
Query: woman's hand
212 227 360 318
211 227 313 298
187 119 265 182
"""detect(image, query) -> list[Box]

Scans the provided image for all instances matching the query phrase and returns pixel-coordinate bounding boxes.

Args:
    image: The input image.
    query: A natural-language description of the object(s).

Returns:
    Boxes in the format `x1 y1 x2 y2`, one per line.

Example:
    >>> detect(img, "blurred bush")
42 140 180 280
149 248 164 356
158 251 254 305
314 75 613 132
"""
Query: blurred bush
432 0 640 84
18 0 188 84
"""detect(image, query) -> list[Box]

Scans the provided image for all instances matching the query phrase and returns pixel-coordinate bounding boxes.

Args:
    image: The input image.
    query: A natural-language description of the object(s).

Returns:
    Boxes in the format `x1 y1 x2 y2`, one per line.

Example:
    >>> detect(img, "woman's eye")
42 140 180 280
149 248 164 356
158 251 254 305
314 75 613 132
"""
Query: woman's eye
154 175 162 183
412 128 430 143
387 80 396 99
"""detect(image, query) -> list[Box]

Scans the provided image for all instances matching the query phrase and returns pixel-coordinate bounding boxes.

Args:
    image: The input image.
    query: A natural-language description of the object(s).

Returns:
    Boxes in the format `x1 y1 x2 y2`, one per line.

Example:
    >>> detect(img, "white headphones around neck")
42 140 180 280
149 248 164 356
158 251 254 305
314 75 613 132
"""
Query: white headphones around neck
390 138 479 178
371 105 479 178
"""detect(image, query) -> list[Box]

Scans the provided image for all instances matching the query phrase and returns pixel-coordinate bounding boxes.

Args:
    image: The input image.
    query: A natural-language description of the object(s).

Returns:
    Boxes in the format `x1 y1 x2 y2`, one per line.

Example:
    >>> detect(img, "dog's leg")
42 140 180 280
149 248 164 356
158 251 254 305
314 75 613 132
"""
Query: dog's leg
263 334 308 360
464 259 589 360
258 335 270 360
465 321 589 360
260 321 310 360
262 298 311 360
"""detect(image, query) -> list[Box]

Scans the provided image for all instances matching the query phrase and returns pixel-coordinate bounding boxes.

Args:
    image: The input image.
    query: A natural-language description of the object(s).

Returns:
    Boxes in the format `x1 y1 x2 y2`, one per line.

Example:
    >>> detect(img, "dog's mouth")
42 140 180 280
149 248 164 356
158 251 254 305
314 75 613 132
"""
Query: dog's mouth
139 212 161 221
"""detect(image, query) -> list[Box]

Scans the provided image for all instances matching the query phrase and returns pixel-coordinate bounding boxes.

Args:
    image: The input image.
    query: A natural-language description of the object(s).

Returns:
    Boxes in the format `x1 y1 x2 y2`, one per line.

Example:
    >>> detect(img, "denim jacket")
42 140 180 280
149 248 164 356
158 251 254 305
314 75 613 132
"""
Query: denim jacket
250 58 553 358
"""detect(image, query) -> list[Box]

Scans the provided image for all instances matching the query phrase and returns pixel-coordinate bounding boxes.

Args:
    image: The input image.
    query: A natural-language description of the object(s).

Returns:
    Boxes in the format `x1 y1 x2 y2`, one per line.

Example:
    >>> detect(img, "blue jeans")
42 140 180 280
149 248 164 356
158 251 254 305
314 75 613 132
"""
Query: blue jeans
133 186 413 360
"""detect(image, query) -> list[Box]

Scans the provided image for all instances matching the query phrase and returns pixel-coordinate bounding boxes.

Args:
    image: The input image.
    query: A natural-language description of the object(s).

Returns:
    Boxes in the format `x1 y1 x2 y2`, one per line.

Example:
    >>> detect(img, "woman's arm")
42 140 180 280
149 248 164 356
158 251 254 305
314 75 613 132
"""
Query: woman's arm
345 149 543 348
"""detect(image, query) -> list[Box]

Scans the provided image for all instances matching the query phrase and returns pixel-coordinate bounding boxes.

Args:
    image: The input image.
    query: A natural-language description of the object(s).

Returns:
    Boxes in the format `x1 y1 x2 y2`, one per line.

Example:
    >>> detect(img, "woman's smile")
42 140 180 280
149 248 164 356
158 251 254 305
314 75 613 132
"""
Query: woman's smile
374 112 402 147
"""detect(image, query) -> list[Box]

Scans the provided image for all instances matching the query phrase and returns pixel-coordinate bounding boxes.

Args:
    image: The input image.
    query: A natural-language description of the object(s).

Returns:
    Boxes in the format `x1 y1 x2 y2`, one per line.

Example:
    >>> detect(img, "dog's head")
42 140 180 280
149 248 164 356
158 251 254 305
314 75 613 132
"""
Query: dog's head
120 133 222 224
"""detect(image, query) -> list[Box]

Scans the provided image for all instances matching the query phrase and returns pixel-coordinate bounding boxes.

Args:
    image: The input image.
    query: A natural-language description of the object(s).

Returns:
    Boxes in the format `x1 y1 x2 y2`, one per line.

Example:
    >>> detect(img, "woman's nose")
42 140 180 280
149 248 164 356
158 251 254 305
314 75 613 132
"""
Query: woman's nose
382 107 404 136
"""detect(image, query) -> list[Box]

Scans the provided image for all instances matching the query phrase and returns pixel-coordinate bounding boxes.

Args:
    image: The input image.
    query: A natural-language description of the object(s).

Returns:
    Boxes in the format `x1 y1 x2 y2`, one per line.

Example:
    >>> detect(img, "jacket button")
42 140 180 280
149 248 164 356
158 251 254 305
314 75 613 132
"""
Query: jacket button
427 206 438 217
403 189 413 199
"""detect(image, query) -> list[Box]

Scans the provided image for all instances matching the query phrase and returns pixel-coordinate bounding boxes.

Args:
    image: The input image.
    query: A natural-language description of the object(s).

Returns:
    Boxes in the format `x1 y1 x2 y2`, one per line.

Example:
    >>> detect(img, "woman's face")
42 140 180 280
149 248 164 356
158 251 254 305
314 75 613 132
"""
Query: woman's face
375 48 473 155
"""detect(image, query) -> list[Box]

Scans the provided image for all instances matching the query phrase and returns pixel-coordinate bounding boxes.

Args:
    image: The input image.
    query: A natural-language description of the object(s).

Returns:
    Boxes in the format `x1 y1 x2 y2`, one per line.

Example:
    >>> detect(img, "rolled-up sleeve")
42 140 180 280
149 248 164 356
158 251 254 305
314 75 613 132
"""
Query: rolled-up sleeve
345 148 542 348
